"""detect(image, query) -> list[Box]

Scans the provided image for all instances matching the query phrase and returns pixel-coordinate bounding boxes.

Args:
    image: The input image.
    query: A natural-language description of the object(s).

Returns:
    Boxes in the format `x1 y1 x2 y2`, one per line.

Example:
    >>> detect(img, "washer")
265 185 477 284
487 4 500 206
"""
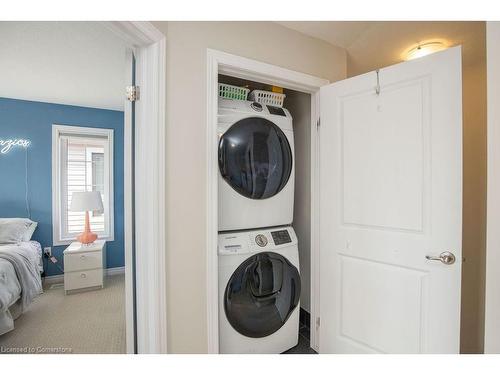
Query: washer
218 98 295 231
218 226 300 354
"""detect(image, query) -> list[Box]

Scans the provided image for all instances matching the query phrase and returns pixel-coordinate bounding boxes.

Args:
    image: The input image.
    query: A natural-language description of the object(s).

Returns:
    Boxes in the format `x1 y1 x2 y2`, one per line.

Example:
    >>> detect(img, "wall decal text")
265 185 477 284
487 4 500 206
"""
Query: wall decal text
0 138 31 154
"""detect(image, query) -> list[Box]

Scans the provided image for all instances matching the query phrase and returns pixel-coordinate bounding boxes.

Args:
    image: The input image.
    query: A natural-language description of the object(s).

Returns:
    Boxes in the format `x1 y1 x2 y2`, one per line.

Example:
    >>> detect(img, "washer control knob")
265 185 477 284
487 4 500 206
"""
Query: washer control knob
251 102 263 112
255 234 268 247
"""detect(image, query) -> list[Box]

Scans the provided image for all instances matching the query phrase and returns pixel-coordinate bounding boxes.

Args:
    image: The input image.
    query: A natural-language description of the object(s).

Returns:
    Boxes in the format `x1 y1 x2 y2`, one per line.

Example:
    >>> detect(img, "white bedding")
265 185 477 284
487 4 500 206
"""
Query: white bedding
0 241 43 273
22 241 43 273
0 241 43 335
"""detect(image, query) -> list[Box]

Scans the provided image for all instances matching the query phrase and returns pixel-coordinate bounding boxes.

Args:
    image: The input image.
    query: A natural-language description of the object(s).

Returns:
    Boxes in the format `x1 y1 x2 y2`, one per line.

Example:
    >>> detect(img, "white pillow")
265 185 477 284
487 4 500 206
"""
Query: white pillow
23 221 38 241
0 218 37 244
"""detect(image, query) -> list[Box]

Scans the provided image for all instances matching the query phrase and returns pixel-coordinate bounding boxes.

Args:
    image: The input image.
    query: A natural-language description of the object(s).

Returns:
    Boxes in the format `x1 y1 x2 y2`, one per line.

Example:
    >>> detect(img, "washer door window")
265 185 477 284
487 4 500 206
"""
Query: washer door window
224 252 301 338
219 117 292 199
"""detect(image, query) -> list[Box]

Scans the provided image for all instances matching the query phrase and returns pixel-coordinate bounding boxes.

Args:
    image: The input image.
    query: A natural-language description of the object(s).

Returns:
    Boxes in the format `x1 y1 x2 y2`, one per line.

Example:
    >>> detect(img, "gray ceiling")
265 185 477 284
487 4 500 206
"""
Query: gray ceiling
277 21 485 76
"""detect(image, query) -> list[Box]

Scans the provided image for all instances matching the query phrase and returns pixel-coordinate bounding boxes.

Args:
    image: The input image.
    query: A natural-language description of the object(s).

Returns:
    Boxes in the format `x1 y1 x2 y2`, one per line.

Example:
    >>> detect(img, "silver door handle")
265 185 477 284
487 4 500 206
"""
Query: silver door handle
425 251 456 265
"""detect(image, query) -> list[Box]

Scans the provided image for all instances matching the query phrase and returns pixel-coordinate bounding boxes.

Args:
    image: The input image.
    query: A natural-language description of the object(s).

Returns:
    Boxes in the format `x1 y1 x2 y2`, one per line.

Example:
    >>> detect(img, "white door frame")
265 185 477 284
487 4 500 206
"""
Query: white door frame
485 21 500 353
206 49 329 353
104 21 167 354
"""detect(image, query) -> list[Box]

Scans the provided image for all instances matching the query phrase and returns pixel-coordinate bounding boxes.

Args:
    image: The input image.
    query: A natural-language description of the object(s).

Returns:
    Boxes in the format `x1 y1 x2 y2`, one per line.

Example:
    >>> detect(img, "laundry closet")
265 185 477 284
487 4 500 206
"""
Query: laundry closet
210 42 466 355
217 74 313 354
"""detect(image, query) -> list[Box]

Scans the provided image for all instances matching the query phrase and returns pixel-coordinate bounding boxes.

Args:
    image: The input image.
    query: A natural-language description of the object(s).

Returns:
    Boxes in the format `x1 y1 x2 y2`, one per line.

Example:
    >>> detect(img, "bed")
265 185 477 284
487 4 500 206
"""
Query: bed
0 241 43 335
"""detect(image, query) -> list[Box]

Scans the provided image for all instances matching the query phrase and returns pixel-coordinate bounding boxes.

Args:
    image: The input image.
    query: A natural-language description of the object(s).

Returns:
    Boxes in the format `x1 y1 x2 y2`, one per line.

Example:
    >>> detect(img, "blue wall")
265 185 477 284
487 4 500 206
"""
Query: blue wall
0 97 124 276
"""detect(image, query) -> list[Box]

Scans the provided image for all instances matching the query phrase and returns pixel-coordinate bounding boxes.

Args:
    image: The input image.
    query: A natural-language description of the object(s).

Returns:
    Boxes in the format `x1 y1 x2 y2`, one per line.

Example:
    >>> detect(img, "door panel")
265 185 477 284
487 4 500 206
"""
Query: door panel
342 79 427 232
339 255 427 354
319 47 462 354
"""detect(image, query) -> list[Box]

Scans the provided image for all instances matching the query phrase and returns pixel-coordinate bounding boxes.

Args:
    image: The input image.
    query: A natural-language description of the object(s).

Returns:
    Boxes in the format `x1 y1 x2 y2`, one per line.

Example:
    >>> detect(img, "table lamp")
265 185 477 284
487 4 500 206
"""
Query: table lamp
70 191 104 245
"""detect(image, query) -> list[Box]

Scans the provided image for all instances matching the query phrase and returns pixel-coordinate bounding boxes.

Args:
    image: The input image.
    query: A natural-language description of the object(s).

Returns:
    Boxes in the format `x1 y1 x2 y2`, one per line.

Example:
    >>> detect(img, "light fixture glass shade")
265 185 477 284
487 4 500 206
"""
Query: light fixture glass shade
70 191 104 212
405 41 448 61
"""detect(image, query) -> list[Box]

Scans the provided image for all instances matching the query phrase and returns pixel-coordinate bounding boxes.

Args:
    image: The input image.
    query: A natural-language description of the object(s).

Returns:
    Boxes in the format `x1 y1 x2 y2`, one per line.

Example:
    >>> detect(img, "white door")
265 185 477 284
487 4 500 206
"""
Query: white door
319 47 463 354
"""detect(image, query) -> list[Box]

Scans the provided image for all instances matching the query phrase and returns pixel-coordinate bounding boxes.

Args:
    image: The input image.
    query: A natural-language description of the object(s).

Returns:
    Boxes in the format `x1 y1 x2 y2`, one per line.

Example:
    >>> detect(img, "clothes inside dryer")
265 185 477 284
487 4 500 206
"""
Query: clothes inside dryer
223 251 301 338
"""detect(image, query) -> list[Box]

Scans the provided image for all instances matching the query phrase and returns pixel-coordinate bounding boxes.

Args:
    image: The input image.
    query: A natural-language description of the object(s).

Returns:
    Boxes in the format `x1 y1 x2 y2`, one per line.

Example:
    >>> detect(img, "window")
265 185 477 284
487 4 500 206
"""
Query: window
52 125 114 245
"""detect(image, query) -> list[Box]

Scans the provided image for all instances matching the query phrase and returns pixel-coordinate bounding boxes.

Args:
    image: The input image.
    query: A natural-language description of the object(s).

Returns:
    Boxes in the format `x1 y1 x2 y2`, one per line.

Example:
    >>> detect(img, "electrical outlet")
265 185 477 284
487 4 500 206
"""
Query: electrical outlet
43 247 51 257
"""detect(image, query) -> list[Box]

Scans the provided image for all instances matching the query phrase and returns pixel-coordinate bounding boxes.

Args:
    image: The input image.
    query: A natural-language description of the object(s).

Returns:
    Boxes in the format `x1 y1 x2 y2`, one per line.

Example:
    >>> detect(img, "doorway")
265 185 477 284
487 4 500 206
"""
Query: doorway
105 21 167 354
0 21 130 354
0 21 167 354
206 49 327 353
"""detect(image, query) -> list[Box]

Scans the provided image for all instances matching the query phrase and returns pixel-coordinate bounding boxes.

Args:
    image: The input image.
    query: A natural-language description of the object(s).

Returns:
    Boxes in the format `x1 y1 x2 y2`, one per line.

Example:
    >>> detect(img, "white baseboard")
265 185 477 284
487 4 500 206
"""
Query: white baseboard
105 266 125 276
43 266 125 284
43 274 64 284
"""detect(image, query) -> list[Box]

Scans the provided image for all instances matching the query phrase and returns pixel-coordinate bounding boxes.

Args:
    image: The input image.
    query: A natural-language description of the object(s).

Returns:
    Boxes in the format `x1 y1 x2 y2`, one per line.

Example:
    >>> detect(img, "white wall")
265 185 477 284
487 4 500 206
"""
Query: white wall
0 22 127 110
153 21 346 353
461 60 487 354
485 21 500 353
286 89 312 313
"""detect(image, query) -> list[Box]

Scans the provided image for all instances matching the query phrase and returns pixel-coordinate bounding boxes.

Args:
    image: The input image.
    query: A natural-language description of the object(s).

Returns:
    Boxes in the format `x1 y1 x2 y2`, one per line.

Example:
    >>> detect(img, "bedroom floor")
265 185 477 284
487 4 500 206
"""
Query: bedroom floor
0 274 125 354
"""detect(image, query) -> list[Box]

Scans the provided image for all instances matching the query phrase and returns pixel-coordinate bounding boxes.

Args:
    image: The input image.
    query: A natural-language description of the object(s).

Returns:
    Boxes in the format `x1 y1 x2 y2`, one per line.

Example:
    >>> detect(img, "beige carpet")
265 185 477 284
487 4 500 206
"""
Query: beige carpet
0 274 126 354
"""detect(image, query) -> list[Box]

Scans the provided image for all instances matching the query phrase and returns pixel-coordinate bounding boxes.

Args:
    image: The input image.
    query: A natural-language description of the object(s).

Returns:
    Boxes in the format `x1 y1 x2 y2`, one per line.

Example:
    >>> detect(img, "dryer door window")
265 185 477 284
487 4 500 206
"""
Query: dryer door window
218 117 292 199
224 252 301 338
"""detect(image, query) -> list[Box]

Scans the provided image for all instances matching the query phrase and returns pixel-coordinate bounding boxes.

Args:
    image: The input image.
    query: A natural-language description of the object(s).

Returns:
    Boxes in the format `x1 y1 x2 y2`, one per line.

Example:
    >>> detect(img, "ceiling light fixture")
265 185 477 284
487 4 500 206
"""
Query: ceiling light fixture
404 40 448 61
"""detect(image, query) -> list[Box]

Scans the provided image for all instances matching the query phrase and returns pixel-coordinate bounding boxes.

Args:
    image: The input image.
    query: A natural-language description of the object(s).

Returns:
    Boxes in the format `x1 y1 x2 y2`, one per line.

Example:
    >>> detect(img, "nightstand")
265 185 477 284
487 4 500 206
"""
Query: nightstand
63 240 106 294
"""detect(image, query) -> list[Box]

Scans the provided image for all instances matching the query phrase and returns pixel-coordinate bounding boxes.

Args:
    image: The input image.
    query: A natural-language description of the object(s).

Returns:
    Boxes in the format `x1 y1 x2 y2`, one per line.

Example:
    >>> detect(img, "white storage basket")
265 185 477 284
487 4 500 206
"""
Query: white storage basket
249 90 286 107
218 83 250 101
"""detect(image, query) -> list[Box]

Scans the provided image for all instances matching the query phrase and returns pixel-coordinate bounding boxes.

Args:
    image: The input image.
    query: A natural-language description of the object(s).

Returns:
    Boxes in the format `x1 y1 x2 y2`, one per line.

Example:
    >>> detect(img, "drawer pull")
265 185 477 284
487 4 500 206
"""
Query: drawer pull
80 255 86 259
80 273 87 278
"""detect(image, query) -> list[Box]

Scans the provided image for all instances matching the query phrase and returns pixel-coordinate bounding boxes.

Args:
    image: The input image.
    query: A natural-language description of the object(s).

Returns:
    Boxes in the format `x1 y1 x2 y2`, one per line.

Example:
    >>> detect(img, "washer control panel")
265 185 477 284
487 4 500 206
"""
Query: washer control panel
271 229 292 245
218 226 297 255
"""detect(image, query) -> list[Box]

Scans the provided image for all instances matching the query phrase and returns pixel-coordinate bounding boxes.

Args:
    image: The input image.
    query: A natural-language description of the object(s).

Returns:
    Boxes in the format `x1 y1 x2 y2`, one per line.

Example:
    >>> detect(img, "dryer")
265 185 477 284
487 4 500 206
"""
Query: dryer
218 98 295 231
218 226 300 354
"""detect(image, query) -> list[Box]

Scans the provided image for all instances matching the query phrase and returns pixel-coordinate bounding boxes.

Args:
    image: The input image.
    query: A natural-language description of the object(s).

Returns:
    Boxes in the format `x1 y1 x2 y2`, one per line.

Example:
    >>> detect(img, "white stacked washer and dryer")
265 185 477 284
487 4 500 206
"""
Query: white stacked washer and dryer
217 96 301 354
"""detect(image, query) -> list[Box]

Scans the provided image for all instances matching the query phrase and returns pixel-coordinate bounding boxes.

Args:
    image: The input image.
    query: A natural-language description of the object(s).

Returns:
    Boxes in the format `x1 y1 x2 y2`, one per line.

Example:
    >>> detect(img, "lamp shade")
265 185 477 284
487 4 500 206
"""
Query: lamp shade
70 191 104 212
